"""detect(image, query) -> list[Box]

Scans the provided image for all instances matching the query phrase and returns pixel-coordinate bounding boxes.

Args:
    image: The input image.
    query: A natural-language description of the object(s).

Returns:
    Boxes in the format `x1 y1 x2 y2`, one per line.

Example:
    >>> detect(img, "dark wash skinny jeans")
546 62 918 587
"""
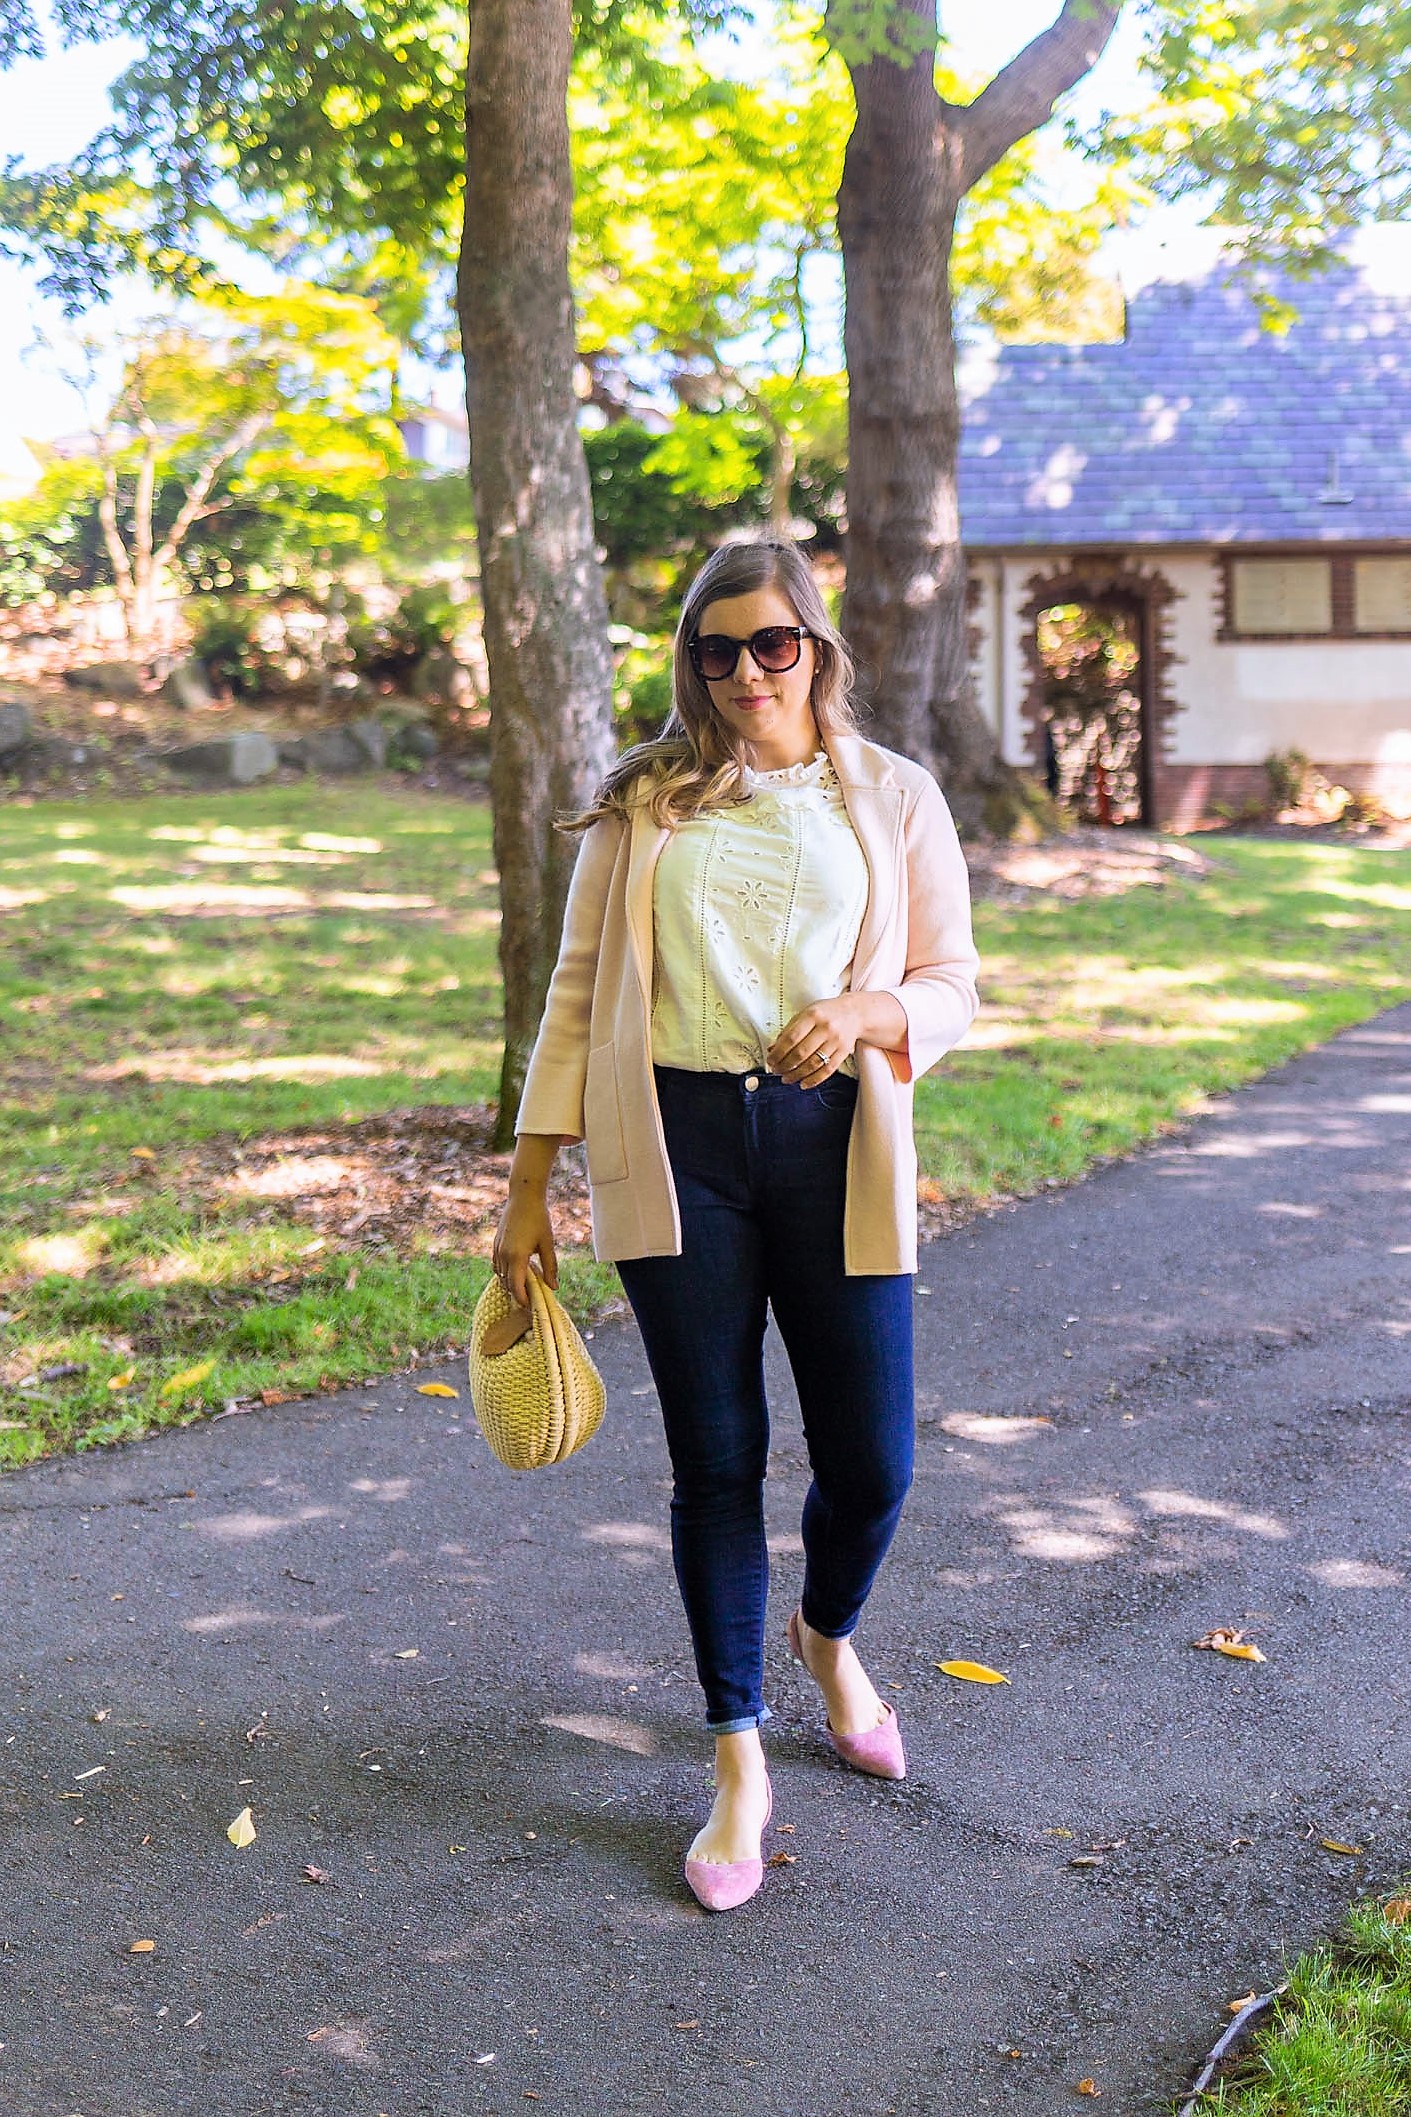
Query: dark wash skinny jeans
615 1065 915 1734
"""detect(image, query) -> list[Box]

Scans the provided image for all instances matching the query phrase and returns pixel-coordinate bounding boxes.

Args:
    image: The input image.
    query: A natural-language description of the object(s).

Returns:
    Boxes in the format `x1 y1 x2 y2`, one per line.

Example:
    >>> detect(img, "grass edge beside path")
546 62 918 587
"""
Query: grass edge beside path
2 805 1409 1467
1177 1886 1411 2114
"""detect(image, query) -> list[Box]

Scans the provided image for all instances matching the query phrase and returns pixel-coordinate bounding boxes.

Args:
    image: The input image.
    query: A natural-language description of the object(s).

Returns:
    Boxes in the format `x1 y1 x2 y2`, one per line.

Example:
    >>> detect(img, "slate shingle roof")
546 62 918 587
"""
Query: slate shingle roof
958 256 1411 548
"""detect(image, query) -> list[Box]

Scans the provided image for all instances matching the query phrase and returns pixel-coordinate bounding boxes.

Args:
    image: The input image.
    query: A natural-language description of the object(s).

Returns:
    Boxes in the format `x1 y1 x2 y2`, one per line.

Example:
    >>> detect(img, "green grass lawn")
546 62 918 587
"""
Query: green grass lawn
1186 1891 1411 2113
2 786 1409 1467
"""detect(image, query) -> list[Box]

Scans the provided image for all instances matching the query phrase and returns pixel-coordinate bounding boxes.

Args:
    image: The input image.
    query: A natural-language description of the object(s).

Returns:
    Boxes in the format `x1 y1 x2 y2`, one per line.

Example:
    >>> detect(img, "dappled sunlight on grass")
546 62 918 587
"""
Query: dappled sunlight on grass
918 838 1411 1209
109 882 441 914
14 1230 108 1277
0 783 506 1460
85 1049 392 1084
2 812 1408 1464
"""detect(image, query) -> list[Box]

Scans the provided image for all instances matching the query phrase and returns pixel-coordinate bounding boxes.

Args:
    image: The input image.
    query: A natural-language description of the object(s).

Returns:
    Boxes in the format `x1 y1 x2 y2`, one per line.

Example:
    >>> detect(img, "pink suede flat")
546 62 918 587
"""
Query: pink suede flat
684 1782 773 1913
787 1607 907 1782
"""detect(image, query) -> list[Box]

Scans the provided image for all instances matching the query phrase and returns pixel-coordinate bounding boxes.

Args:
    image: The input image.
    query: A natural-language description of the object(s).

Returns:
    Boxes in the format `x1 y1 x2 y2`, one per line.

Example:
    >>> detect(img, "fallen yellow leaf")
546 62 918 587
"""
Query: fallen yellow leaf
392 1648 419 1660
1227 1991 1258 2013
161 1358 215 1398
1193 1626 1267 1662
227 1806 257 1849
416 1383 459 1398
107 1367 137 1391
1383 1897 1411 1924
1076 2081 1101 2098
129 1938 156 1953
1320 1839 1364 1857
130 1147 156 1160
935 1659 1010 1684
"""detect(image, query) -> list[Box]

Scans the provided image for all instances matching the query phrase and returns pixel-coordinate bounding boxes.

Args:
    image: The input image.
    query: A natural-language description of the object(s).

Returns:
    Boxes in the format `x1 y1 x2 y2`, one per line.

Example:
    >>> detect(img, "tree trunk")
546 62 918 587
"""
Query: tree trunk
458 0 616 1146
832 0 1122 832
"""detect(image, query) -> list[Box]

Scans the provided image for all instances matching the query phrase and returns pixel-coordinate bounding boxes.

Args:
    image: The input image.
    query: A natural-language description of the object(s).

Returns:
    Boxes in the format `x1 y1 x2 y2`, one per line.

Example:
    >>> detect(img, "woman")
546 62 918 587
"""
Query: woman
493 538 978 1912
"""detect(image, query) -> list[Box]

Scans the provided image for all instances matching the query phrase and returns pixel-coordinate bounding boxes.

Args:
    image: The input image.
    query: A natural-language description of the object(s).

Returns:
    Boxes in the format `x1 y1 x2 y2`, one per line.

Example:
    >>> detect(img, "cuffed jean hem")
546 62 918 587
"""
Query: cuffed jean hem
705 1703 773 1736
798 1609 857 1642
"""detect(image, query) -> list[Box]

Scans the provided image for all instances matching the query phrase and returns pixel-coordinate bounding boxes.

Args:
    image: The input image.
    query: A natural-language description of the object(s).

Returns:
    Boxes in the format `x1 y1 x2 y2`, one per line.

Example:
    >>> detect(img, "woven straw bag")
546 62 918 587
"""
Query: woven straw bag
467 1267 606 1470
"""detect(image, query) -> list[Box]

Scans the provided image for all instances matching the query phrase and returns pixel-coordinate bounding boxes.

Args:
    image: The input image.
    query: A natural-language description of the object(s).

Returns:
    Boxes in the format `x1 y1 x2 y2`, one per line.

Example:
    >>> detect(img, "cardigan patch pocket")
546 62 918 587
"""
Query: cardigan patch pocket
583 1042 630 1184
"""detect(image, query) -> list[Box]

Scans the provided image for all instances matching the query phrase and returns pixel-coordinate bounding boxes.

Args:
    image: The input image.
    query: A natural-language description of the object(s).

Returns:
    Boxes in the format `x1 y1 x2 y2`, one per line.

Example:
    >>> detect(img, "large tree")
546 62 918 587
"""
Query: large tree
823 0 1121 826
459 0 617 1140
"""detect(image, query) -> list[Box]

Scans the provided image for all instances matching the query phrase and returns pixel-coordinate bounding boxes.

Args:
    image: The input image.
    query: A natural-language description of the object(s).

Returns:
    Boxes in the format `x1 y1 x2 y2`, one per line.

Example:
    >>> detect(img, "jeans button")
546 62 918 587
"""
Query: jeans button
744 1074 760 1092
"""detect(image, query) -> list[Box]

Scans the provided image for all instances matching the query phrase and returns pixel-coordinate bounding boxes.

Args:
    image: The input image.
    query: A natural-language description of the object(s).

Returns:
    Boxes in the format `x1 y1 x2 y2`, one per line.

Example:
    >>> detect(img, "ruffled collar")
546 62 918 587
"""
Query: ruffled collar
743 748 832 790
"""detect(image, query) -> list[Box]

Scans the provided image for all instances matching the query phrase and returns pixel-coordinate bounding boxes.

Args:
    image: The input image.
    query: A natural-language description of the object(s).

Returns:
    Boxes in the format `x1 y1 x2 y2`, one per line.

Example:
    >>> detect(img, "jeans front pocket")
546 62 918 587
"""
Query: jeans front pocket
808 1072 859 1115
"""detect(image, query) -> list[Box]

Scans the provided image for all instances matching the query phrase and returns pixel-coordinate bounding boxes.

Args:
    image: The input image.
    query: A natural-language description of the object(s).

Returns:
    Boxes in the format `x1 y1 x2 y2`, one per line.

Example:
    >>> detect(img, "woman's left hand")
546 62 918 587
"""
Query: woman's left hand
767 996 865 1086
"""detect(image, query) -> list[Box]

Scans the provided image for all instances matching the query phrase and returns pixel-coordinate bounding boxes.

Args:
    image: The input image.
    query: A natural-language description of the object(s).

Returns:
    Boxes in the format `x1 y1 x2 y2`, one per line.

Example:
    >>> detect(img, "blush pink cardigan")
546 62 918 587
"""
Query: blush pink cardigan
516 731 980 1275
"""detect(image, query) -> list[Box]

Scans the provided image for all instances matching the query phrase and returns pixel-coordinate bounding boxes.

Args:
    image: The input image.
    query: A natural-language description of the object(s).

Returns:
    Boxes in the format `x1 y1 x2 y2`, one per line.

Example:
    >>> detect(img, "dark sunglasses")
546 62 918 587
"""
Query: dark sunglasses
687 625 813 683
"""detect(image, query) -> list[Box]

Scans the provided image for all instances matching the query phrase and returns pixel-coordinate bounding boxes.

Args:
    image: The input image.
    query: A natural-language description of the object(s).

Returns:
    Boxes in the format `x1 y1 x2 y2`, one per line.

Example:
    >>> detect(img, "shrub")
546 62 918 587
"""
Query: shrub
1266 747 1313 811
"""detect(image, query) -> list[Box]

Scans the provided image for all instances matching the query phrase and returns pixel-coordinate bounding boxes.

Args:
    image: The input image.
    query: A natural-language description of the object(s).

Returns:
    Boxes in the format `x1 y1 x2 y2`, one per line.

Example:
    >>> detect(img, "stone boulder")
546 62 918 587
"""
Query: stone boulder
348 716 387 768
0 700 34 761
305 726 369 774
162 732 279 784
64 661 146 698
294 718 387 774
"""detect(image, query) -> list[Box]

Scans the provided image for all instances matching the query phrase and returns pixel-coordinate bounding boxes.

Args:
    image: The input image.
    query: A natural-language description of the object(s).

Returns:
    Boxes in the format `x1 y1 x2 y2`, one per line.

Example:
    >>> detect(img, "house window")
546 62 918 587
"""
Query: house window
1230 558 1332 636
1354 557 1411 634
1222 553 1411 639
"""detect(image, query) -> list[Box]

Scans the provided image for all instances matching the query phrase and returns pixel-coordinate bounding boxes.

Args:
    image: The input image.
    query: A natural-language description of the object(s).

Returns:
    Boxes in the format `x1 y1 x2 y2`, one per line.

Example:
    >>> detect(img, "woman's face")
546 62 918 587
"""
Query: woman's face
693 584 819 769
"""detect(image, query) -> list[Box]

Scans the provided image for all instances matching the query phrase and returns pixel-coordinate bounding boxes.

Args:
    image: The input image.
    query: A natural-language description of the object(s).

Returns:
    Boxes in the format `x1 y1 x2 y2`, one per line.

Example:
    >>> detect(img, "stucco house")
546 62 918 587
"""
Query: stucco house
959 241 1411 826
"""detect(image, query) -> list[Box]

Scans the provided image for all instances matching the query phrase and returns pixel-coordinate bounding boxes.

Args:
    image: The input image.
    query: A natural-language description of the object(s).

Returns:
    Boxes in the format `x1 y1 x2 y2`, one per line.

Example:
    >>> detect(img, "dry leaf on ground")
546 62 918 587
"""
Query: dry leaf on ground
1076 2081 1101 2097
1320 1838 1364 1856
1383 1897 1411 1923
129 1939 156 1953
935 1659 1010 1684
1192 1627 1266 1662
227 1806 257 1848
416 1382 459 1398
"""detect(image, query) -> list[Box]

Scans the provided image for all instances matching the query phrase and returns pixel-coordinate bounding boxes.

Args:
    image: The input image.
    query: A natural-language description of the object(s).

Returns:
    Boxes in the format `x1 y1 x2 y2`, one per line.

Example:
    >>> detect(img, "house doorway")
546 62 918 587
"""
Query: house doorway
1035 596 1151 825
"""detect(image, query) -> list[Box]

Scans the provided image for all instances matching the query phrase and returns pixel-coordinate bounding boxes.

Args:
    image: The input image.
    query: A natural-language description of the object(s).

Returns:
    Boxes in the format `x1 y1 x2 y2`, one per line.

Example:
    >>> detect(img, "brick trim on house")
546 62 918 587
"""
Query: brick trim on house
1017 556 1182 827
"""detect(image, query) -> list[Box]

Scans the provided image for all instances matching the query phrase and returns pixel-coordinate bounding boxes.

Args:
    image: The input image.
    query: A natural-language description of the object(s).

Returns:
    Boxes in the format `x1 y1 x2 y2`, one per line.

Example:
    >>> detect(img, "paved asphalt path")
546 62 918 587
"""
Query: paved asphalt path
3 1005 1409 2117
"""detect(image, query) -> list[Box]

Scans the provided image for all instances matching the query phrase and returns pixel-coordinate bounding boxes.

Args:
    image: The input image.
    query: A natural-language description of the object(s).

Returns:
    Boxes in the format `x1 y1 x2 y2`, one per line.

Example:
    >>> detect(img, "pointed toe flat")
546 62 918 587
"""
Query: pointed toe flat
684 1783 773 1913
827 1700 906 1782
787 1607 907 1781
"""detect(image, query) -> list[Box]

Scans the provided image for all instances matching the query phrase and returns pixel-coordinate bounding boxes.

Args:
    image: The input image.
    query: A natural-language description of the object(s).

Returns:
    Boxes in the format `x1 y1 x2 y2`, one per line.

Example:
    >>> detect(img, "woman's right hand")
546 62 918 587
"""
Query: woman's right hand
491 1134 564 1307
492 1193 558 1309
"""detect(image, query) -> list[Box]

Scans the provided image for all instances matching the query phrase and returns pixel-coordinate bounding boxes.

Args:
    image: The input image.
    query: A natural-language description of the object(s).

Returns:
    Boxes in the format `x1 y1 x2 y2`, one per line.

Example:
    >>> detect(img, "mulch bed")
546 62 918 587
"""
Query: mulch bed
193 1104 595 1265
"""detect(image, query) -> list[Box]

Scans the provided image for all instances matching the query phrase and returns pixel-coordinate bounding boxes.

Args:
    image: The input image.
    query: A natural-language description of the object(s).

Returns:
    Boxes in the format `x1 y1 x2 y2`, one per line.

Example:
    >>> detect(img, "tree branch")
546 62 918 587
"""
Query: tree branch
154 412 268 580
957 0 1123 192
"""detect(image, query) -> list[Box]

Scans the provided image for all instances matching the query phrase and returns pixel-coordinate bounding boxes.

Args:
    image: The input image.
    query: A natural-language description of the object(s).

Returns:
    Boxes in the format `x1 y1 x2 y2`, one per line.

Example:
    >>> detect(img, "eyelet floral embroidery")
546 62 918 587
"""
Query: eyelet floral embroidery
651 755 869 1076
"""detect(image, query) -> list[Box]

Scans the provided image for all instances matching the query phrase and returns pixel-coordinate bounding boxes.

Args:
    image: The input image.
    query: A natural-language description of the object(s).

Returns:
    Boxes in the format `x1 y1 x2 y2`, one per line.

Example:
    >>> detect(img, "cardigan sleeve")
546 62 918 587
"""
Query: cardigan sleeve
876 773 980 1084
515 816 626 1140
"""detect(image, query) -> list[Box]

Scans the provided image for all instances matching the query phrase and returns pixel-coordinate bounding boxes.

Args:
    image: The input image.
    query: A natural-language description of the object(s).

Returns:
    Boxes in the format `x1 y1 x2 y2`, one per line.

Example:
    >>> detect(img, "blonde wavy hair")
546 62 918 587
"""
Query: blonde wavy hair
564 538 860 832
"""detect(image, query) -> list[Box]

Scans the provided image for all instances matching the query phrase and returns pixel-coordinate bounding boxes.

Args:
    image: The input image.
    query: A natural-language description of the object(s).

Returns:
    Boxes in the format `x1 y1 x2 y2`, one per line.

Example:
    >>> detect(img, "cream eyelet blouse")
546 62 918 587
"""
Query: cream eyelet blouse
649 749 871 1075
